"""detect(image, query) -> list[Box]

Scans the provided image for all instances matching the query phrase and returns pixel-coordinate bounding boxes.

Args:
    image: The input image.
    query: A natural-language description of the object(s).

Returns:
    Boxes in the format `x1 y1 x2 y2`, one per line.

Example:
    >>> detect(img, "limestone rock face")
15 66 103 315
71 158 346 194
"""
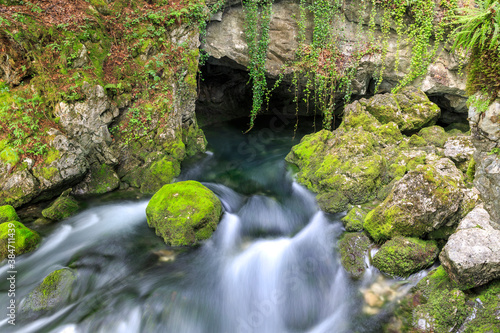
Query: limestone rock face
204 0 466 109
444 135 474 172
146 181 223 246
364 159 465 242
469 95 500 228
54 83 119 154
439 205 500 289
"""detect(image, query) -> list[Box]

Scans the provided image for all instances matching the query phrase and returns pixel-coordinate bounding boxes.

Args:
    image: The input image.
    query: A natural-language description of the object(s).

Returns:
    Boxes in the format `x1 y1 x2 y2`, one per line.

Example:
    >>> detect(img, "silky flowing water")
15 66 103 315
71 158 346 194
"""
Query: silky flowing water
0 116 423 333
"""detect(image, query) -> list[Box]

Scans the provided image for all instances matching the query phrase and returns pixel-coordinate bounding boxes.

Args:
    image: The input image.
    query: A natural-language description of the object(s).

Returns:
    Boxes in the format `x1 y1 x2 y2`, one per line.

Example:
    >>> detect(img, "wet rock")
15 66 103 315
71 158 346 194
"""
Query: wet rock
42 190 80 221
0 205 19 223
364 158 465 242
20 268 76 316
146 181 222 246
439 205 500 289
359 86 440 132
338 232 372 279
372 237 439 278
0 220 40 260
388 266 471 333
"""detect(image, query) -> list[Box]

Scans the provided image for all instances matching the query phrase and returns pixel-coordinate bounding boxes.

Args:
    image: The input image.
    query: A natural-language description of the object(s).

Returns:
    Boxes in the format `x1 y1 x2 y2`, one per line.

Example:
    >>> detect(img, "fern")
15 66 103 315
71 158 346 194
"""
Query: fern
451 0 500 52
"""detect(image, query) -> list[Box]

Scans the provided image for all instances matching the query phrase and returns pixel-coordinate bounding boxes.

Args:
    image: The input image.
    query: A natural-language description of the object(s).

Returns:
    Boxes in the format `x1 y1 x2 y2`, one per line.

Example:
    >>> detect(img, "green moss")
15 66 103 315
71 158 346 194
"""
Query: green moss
44 149 60 165
317 191 349 214
22 268 76 312
372 236 439 277
0 205 19 223
418 125 449 147
466 157 476 183
87 164 120 194
140 156 180 194
34 167 59 182
145 181 222 246
42 194 79 221
0 146 20 165
408 134 427 147
338 232 372 279
463 280 500 333
0 221 40 260
342 206 366 232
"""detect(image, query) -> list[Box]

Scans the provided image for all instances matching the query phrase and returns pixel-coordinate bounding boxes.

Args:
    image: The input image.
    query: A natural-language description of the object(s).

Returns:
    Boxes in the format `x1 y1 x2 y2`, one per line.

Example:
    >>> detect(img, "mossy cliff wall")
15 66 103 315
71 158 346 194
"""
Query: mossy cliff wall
0 0 207 206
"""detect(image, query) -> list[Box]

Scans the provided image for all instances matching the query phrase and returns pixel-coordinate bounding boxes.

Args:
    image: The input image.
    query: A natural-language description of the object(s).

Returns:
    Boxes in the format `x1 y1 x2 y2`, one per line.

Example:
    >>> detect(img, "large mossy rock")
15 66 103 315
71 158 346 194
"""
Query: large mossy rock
0 205 19 223
388 265 500 333
146 181 222 246
372 237 439 277
439 205 500 290
364 158 465 243
286 101 404 213
338 232 373 279
42 190 80 221
0 221 40 260
20 268 76 315
388 266 471 332
359 86 440 132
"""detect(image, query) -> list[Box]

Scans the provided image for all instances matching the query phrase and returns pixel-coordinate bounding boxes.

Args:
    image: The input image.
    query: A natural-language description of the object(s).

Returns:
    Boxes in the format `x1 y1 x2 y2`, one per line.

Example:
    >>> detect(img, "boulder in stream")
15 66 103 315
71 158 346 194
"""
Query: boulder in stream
42 189 80 222
20 268 76 316
364 158 465 243
0 205 19 223
0 221 40 260
146 180 222 246
338 232 372 279
372 236 439 278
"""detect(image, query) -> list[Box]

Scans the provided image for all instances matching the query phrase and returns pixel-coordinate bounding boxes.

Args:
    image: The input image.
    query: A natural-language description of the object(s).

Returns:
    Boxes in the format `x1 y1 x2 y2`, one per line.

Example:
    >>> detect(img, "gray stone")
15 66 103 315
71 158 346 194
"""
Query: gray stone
440 205 500 289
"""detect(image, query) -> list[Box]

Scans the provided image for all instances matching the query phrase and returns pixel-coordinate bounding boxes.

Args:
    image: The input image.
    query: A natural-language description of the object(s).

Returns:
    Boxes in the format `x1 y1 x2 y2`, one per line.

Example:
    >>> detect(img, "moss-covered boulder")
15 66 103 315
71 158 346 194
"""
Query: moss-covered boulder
364 159 465 243
42 190 80 221
338 232 373 279
461 279 500 332
286 101 404 213
372 237 439 277
358 86 440 132
146 181 222 246
387 266 471 333
20 268 76 314
0 205 19 223
341 206 367 232
418 125 449 147
0 221 41 260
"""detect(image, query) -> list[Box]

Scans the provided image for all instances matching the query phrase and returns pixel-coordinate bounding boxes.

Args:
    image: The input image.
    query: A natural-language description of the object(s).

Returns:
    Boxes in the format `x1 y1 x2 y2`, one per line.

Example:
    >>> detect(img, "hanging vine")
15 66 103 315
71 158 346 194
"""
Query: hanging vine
242 0 273 131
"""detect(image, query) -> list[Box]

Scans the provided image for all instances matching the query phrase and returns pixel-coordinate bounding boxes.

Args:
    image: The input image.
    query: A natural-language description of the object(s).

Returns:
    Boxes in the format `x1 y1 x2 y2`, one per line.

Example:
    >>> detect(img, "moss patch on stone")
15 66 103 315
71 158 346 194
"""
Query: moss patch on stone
21 268 76 313
0 205 19 223
418 125 449 147
42 193 79 221
145 181 222 246
341 206 366 232
86 164 120 194
0 221 40 260
372 236 439 277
